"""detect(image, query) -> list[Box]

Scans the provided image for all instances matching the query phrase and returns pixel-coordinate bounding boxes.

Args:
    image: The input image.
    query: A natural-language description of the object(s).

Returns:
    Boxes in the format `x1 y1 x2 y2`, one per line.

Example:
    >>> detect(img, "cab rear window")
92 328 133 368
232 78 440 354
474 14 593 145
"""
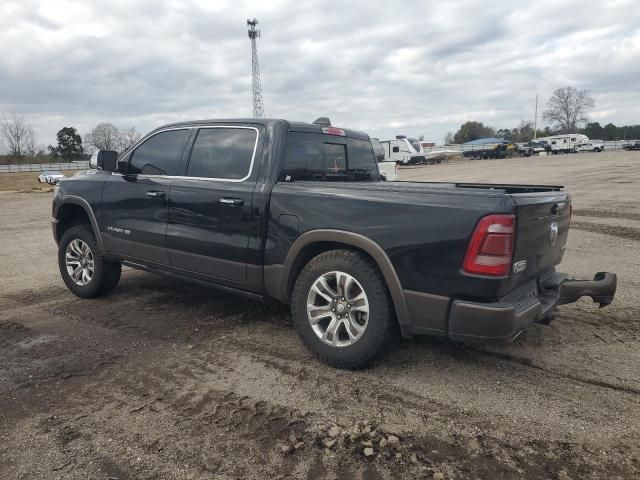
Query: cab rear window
281 132 378 182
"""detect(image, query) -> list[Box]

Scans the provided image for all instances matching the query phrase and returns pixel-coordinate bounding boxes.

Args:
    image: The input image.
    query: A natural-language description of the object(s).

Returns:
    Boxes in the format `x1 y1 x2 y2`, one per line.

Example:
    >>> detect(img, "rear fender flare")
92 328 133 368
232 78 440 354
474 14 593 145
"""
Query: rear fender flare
281 229 410 327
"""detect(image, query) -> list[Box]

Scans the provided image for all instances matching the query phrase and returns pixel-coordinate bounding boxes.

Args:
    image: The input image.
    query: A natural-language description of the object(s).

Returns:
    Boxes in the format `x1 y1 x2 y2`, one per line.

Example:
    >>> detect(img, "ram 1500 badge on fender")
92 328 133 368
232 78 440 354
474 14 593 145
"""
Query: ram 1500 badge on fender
52 118 617 368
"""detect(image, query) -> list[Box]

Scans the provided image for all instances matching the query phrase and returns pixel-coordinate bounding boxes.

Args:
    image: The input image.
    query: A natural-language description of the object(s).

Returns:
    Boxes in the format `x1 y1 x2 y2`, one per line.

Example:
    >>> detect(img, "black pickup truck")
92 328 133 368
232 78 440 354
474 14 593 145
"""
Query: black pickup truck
52 118 617 368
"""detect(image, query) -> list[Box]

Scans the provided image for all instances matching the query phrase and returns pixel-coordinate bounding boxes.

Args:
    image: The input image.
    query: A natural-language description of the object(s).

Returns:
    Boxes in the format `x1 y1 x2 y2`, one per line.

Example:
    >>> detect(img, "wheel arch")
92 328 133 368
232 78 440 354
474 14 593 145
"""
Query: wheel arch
279 230 410 327
54 196 105 254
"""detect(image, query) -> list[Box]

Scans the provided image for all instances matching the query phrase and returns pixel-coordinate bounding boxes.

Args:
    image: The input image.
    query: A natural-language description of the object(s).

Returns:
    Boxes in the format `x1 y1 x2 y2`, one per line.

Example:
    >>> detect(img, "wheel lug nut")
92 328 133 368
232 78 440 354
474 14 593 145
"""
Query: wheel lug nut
341 297 345 301
331 308 335 312
347 304 351 308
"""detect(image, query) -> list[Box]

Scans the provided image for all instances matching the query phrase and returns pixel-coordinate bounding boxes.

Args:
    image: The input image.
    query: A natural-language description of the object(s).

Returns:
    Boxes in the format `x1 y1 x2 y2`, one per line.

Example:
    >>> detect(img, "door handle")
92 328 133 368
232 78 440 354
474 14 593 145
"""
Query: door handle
219 198 244 206
146 191 165 198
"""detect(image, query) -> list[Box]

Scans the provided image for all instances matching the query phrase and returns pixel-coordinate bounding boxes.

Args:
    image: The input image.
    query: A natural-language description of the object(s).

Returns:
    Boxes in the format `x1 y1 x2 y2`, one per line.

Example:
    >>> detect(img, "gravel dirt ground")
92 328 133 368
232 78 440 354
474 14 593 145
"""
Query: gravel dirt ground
0 151 639 479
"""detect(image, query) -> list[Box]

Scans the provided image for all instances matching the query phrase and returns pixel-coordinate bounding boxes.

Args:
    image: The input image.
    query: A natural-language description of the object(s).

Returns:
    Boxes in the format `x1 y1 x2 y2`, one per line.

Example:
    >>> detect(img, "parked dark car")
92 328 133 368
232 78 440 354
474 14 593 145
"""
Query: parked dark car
516 140 551 155
516 143 532 157
52 118 617 368
529 140 551 153
624 141 640 151
464 142 517 159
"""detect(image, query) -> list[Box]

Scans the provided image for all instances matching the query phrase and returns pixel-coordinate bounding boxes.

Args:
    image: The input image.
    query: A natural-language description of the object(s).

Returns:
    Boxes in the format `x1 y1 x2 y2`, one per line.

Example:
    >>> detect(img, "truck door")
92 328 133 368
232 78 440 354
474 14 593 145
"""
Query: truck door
166 125 263 285
101 128 191 265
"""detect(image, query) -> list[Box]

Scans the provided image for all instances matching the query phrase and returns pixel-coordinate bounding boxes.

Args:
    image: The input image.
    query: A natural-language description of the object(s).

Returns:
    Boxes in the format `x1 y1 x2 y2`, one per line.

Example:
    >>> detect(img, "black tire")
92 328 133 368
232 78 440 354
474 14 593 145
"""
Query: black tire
58 224 121 298
291 249 393 369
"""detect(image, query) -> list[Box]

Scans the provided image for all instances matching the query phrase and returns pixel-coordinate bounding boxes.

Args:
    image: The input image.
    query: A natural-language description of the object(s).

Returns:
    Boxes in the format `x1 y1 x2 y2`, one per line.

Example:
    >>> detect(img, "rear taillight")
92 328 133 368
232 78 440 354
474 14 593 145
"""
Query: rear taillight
462 214 515 276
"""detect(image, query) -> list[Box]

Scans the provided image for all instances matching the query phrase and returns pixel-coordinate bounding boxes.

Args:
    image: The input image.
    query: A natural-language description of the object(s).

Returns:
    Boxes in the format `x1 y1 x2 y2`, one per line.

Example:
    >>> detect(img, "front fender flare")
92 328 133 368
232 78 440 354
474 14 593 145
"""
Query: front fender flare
53 195 105 255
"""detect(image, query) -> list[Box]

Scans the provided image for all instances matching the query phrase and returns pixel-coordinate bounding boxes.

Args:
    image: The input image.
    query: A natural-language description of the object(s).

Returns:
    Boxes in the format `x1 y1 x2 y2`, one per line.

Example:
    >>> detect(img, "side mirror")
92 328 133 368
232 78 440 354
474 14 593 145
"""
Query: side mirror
392 146 400 153
89 150 118 171
117 153 130 173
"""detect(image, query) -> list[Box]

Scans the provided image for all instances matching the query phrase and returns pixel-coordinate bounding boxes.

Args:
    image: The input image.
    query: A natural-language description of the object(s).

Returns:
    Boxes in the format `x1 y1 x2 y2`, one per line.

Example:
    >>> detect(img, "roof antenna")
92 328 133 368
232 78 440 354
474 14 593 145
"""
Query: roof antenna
312 117 331 126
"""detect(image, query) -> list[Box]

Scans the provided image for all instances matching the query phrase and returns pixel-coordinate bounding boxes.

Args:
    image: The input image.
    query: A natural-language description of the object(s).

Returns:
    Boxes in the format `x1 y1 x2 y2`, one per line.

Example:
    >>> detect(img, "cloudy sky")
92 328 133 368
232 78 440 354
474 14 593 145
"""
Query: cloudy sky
1 0 639 147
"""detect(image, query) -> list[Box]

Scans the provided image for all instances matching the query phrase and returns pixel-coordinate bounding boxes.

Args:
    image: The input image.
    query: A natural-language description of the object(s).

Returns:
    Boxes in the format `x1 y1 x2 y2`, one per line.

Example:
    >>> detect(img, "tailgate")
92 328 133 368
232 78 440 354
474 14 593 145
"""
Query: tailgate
504 191 571 293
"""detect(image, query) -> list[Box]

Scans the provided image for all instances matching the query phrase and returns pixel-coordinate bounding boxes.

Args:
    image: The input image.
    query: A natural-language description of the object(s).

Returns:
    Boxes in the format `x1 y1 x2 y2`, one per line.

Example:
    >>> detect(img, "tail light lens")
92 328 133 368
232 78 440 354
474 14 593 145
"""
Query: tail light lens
463 214 515 276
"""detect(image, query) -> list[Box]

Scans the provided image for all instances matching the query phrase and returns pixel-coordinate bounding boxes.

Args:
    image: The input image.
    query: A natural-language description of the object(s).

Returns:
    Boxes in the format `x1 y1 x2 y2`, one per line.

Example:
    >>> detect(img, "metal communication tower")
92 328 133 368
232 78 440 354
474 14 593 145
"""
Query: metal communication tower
247 18 265 118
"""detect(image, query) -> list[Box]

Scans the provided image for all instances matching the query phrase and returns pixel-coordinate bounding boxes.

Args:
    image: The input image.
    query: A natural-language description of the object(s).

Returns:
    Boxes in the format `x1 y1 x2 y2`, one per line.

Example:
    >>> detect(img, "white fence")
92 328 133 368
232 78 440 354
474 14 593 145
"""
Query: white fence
0 161 89 173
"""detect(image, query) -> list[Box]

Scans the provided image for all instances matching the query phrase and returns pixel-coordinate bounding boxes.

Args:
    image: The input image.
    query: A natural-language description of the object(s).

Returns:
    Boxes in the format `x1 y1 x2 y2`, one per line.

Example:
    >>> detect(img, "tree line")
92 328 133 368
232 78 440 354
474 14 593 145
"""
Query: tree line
447 120 640 145
445 86 639 144
0 115 142 164
3 84 639 162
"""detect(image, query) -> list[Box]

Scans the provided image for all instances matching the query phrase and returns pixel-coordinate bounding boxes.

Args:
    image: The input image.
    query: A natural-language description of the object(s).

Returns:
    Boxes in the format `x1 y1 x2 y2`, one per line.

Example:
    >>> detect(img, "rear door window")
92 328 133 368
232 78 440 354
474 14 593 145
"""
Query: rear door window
186 127 258 180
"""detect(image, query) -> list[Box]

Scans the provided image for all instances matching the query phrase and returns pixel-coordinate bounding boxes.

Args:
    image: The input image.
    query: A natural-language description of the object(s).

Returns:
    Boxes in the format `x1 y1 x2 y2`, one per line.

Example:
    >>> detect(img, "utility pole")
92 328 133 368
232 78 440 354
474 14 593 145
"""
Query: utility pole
534 92 538 139
247 18 265 118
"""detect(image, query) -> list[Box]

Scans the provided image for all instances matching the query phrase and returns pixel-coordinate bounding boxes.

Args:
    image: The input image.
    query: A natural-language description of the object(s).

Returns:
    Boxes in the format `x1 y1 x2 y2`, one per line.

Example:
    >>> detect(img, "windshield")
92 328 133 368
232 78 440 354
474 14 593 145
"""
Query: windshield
49 171 62 175
408 138 422 153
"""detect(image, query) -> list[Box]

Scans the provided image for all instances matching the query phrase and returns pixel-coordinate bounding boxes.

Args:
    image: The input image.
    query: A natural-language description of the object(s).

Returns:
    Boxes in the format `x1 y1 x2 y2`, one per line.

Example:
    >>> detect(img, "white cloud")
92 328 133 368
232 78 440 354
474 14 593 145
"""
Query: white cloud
1 0 639 146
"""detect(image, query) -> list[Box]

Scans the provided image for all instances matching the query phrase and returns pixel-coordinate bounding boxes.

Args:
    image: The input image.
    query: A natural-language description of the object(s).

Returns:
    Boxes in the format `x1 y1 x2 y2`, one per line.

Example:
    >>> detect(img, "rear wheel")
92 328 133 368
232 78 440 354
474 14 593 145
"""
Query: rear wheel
58 225 121 298
291 250 393 369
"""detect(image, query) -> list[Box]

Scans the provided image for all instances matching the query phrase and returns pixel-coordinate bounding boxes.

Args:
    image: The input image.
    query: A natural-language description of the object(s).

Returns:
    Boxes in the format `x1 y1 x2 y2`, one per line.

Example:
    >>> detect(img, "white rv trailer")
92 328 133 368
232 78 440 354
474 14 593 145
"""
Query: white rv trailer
370 138 398 181
537 134 589 154
380 136 426 165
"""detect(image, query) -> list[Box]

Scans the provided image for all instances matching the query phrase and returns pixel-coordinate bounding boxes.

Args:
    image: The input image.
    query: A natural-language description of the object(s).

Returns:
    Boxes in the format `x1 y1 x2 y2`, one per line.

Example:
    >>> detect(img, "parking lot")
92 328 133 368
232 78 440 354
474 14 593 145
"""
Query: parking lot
1 151 639 479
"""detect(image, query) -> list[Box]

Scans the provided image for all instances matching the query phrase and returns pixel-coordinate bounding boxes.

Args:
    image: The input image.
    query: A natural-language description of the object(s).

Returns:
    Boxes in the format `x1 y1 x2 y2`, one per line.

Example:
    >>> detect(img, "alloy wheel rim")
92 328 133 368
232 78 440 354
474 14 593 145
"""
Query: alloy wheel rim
65 239 94 286
306 271 369 347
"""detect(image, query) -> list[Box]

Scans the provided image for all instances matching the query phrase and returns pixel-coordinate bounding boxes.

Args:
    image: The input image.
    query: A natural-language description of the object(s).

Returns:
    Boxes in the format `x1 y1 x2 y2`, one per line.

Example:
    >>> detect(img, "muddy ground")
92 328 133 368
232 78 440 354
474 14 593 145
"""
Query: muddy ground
1 151 639 479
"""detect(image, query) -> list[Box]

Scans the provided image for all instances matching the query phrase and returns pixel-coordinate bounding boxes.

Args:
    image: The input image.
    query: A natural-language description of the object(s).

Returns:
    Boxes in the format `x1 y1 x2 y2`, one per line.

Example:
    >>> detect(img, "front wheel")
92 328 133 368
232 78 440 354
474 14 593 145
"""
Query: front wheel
291 250 393 369
58 225 121 298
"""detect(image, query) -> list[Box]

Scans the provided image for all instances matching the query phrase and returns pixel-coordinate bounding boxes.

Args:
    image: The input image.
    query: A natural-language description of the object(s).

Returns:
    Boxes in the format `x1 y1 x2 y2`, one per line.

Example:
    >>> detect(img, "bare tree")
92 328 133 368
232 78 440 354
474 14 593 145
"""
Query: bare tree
119 126 142 151
1 113 38 157
85 123 122 151
444 132 454 145
543 87 594 133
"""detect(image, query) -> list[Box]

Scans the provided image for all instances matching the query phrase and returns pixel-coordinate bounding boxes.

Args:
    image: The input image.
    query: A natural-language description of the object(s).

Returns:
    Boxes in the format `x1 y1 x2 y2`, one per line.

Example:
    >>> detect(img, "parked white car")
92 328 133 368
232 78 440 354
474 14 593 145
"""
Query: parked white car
576 141 604 152
38 170 65 184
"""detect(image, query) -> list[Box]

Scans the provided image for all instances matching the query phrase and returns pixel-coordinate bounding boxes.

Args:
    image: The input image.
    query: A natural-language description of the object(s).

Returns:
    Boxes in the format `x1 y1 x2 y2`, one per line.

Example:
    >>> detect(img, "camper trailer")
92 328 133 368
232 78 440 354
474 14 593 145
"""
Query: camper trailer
371 138 398 181
537 134 589 154
380 136 426 165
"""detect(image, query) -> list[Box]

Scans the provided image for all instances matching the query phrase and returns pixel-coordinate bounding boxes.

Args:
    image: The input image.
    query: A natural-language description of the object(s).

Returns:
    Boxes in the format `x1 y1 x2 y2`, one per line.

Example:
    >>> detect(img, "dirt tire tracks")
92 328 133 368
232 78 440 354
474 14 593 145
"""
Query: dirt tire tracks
571 221 640 241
